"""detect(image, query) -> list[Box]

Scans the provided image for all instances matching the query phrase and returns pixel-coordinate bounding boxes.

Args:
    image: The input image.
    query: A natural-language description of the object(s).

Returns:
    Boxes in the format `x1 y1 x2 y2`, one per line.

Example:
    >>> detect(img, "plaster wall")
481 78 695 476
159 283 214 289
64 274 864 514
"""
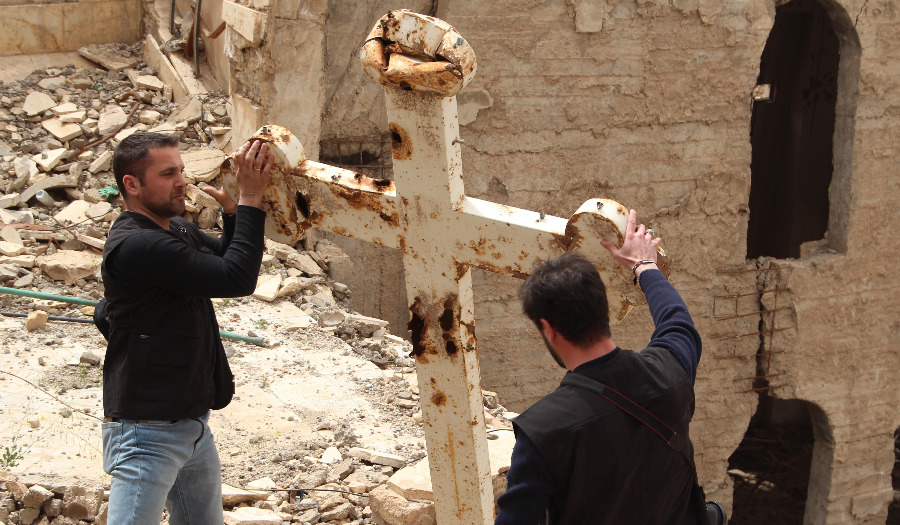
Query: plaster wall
0 0 141 56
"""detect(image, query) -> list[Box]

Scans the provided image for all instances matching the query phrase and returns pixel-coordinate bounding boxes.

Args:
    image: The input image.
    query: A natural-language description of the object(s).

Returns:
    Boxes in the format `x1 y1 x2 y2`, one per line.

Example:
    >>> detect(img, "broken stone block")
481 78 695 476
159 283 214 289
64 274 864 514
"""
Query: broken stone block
348 447 406 469
182 148 226 182
0 241 25 256
275 276 307 301
33 148 68 172
60 111 87 124
138 109 161 125
252 274 282 302
43 497 62 517
0 208 34 225
137 75 165 91
198 208 217 229
0 225 22 244
62 485 102 521
320 446 342 464
246 477 275 490
88 150 113 174
0 193 20 208
221 483 269 506
87 201 113 221
114 126 142 142
169 96 202 125
286 252 325 277
80 351 101 366
24 92 56 117
51 102 79 116
369 485 435 525
321 501 355 522
223 506 281 525
26 310 48 331
222 0 268 46
37 250 101 285
98 105 128 135
42 118 84 142
340 313 389 338
53 200 92 224
79 44 141 72
38 76 66 91
185 184 220 209
22 485 54 508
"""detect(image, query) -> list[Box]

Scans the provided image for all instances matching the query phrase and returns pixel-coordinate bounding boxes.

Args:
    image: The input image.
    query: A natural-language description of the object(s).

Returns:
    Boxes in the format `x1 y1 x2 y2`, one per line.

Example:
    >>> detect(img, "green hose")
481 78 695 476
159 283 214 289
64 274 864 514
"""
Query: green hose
0 286 267 347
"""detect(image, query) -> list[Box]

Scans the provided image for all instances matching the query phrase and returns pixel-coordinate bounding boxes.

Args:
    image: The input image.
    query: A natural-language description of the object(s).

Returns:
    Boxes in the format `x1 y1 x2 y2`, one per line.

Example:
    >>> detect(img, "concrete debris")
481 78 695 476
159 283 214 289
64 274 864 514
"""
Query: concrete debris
78 43 142 72
36 250 101 285
25 310 48 331
223 506 282 525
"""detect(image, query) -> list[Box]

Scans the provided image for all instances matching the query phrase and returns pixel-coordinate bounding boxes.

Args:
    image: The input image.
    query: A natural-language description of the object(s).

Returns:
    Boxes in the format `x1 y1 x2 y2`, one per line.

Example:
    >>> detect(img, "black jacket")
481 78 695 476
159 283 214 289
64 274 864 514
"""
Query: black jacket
513 347 697 525
100 207 265 420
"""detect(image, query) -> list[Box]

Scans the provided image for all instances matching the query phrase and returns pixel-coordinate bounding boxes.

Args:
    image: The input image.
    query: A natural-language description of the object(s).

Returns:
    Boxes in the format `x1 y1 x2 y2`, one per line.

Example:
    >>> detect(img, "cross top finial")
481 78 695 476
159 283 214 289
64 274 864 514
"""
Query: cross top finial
360 9 477 96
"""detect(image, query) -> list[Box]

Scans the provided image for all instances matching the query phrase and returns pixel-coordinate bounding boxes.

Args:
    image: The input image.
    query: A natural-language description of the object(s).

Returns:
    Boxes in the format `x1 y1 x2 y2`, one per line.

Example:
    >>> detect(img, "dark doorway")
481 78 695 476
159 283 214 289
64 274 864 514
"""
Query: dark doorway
888 427 900 525
728 395 815 524
747 0 840 259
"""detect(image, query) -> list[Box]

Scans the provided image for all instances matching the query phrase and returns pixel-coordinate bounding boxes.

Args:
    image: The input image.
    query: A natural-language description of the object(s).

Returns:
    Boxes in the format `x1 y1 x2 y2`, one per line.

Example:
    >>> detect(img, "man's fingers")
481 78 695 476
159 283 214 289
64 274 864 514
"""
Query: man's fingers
626 209 637 234
600 239 618 255
253 143 269 170
260 154 275 176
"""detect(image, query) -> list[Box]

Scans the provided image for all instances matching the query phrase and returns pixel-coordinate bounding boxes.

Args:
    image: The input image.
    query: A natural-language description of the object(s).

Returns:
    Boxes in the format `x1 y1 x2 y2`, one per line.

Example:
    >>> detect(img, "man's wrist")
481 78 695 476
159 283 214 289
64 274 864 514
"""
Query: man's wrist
632 260 658 285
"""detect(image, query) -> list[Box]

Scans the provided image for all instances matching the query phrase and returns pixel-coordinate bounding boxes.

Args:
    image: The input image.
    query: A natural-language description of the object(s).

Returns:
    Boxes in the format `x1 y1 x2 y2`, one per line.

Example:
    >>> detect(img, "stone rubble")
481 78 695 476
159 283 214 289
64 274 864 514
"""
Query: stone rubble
0 48 520 525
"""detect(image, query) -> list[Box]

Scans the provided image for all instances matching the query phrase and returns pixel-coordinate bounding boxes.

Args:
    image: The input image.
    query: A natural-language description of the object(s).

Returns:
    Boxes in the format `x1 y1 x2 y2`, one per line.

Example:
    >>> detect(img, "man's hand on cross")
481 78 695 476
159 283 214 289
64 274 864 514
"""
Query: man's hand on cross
600 209 663 274
233 139 274 209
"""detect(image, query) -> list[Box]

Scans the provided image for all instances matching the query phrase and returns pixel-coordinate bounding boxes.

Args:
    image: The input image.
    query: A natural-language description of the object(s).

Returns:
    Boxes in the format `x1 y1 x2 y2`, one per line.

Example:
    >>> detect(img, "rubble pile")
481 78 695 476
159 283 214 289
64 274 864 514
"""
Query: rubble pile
0 41 235 298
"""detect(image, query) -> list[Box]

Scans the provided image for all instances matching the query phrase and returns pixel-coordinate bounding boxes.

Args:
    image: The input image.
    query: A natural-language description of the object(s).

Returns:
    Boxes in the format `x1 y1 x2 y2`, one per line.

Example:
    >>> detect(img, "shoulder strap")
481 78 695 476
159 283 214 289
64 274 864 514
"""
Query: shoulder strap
560 373 691 464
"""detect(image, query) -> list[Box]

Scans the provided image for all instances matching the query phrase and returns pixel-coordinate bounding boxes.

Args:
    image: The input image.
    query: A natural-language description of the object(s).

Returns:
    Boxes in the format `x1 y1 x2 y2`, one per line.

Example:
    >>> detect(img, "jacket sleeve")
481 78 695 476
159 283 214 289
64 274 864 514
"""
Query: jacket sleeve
495 431 553 525
106 205 266 298
639 269 703 383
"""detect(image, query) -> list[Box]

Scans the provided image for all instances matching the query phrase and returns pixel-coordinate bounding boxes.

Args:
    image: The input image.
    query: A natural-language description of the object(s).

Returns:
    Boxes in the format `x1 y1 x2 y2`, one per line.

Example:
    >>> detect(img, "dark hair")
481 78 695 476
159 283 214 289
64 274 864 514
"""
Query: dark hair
519 252 611 348
112 132 180 195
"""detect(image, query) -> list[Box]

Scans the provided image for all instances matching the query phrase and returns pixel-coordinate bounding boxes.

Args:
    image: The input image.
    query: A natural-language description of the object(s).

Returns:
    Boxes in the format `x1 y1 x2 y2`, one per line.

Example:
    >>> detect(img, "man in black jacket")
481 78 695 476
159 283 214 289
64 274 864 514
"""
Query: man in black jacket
100 132 272 524
495 210 703 524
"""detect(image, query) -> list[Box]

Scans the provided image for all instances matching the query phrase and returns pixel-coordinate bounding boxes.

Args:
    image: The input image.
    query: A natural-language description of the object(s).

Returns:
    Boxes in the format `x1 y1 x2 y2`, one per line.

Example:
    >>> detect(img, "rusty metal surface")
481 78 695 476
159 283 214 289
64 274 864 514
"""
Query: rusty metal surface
359 10 476 96
221 125 307 245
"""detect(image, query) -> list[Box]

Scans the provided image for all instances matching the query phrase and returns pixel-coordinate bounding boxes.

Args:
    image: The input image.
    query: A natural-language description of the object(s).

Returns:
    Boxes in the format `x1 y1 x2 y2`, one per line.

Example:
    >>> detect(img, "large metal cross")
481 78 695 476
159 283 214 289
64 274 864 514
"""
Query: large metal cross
224 10 667 523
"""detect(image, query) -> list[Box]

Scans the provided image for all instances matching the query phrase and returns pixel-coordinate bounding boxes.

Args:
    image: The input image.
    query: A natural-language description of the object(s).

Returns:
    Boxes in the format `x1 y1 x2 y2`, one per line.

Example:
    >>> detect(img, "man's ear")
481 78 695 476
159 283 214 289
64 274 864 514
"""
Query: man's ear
539 319 557 341
121 174 140 197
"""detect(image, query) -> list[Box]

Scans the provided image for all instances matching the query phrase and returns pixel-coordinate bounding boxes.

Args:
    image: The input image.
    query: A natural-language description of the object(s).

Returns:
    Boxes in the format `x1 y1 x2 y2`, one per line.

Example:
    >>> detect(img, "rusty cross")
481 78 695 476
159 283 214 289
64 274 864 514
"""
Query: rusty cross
224 10 667 523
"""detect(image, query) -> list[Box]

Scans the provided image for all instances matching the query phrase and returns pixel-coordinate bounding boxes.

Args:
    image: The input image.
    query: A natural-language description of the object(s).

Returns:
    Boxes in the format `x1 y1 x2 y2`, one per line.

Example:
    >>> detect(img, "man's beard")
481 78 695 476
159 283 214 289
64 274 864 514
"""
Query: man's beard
144 193 185 219
541 333 567 369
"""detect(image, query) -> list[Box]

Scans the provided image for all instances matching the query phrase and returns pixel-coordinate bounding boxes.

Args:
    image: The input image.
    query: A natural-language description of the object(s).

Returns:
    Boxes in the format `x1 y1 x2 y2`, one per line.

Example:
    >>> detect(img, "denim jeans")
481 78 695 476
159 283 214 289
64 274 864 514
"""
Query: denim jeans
102 411 223 525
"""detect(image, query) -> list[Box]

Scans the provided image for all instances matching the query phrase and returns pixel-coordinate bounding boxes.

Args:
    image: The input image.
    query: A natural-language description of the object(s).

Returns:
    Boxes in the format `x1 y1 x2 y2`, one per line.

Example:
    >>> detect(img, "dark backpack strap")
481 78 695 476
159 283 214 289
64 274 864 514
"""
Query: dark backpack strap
561 373 692 463
561 372 719 525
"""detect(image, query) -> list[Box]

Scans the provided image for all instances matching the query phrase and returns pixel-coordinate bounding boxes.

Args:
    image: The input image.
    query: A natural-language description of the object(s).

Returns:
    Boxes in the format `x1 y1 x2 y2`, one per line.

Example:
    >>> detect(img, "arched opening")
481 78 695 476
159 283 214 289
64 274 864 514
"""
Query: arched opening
728 396 831 524
888 427 900 525
746 0 860 259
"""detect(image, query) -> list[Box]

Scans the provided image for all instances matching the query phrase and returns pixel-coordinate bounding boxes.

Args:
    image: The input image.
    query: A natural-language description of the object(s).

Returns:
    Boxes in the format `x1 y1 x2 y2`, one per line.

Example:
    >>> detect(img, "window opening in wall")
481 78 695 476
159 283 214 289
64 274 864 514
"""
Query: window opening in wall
727 396 815 524
319 136 394 180
888 427 900 525
747 0 840 259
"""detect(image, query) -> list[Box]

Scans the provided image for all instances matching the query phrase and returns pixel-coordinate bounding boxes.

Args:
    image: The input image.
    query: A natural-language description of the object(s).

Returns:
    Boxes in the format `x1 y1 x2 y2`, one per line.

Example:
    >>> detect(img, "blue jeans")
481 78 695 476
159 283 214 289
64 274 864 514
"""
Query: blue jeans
102 412 223 525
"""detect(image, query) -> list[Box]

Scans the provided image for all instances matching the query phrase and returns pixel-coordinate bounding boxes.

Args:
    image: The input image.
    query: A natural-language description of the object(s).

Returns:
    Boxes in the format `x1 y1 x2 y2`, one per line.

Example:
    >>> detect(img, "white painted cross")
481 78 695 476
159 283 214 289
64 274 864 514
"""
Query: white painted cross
224 10 668 524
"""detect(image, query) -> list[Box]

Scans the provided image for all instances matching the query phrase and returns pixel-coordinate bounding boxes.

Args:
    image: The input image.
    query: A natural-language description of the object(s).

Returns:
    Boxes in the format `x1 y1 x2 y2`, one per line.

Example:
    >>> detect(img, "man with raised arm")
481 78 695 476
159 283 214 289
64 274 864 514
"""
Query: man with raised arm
99 132 272 524
496 210 703 524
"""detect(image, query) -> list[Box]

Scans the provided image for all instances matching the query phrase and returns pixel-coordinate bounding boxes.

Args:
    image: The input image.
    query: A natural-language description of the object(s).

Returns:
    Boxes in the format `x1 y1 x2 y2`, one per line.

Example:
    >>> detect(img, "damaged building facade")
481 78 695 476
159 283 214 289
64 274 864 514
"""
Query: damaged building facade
3 0 898 523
